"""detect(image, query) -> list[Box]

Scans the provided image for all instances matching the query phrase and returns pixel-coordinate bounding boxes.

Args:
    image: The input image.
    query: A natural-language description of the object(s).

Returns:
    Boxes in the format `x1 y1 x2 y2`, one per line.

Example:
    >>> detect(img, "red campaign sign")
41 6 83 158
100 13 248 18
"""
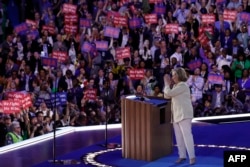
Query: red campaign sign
26 19 37 28
149 0 163 3
0 100 21 114
144 14 158 24
202 26 214 35
115 47 130 59
62 3 77 14
84 89 97 100
107 11 121 19
201 14 216 24
223 10 237 22
129 69 145 80
165 24 179 34
113 16 128 27
79 18 91 28
198 33 209 45
64 24 78 34
208 74 224 84
64 14 78 23
42 25 56 34
22 94 32 110
6 92 32 110
52 51 68 63
14 23 28 34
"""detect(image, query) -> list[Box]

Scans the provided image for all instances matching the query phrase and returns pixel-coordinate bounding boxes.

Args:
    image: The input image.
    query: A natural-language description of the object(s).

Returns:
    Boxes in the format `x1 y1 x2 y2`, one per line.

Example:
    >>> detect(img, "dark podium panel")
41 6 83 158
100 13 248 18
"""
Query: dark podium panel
121 96 173 161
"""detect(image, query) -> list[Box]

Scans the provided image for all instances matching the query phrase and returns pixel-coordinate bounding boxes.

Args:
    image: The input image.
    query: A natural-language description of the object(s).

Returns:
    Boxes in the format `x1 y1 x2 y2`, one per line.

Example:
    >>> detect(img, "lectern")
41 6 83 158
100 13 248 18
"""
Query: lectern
121 95 173 161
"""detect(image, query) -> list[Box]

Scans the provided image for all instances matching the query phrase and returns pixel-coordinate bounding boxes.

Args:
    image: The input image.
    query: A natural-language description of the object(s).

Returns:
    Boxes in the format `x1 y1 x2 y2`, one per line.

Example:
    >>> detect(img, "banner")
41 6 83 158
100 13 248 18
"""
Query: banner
6 91 32 110
41 57 58 68
165 24 179 34
62 3 77 14
79 18 91 28
103 26 120 39
144 14 158 24
149 0 163 3
14 23 28 35
129 18 142 29
95 41 109 51
207 74 224 84
216 0 226 4
52 51 68 63
42 25 56 34
81 42 95 53
64 14 78 23
115 47 130 59
84 89 97 100
26 19 37 29
154 5 166 15
129 69 145 80
223 10 237 22
64 24 78 34
201 14 216 24
0 100 21 114
187 60 202 71
113 16 128 27
239 12 250 22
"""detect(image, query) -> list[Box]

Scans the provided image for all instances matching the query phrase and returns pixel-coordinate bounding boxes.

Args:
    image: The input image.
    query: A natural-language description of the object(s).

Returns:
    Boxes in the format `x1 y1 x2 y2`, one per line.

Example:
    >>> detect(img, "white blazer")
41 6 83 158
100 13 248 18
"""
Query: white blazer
164 82 194 123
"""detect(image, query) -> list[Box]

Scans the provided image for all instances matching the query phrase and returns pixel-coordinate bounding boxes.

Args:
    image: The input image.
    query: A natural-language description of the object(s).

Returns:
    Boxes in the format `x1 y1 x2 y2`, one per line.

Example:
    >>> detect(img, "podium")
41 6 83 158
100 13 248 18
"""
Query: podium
121 95 173 161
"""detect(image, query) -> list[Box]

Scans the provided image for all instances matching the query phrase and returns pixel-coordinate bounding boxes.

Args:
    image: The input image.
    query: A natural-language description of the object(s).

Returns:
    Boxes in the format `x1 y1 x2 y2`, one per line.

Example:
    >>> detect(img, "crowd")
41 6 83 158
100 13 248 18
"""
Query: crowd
0 0 250 146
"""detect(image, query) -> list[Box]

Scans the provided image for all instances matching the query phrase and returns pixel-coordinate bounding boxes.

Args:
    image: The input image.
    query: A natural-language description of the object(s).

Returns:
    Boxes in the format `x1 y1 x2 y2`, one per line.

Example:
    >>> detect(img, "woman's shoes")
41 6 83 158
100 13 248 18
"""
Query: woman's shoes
175 158 186 164
189 158 196 165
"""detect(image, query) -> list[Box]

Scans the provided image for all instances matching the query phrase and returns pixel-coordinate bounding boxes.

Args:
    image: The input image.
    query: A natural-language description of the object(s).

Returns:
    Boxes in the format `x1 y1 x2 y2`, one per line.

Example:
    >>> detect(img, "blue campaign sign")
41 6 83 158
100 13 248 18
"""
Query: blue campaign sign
41 57 58 68
58 92 67 106
50 92 67 107
129 18 142 29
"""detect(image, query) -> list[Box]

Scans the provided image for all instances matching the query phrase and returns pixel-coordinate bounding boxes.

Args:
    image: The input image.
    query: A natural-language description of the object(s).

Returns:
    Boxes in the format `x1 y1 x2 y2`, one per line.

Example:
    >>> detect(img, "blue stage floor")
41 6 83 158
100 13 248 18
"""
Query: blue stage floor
1 115 250 167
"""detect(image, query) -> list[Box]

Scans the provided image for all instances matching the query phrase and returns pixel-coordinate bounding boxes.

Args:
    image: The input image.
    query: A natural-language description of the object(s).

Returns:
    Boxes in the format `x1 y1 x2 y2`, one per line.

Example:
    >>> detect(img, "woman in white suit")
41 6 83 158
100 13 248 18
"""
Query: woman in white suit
163 68 196 165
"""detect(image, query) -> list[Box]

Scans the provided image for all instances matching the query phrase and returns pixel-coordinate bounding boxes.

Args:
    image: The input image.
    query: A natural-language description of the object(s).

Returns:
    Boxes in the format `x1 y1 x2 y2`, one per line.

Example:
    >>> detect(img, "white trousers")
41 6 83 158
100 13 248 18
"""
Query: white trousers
173 118 195 159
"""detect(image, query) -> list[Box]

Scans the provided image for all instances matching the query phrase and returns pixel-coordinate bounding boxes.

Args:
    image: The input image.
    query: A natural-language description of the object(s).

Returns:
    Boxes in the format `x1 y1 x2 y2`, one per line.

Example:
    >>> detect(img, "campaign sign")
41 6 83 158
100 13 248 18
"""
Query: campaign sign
79 18 91 28
248 25 250 36
35 98 52 108
26 19 37 29
115 47 130 59
41 57 58 68
223 10 237 22
187 60 202 71
113 16 128 27
202 14 216 24
207 74 224 84
64 14 78 23
42 25 56 34
64 24 78 34
107 11 121 19
58 92 67 106
50 93 61 107
129 69 145 80
149 0 163 3
84 89 97 100
154 4 166 15
0 100 21 114
165 24 179 34
81 42 94 53
144 14 158 24
52 51 68 63
62 3 77 14
29 30 40 40
216 0 226 4
224 151 250 167
240 12 250 22
95 41 109 51
202 26 214 35
14 23 28 35
198 33 209 45
22 94 32 110
103 26 120 39
129 18 142 29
